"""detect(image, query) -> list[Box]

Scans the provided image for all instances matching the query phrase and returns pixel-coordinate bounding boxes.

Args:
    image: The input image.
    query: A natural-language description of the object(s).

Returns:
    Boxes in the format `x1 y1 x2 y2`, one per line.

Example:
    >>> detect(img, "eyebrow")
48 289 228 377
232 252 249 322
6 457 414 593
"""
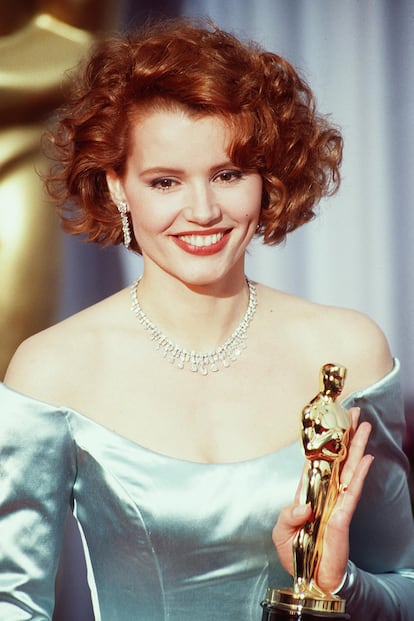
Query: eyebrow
139 161 237 177
140 167 185 176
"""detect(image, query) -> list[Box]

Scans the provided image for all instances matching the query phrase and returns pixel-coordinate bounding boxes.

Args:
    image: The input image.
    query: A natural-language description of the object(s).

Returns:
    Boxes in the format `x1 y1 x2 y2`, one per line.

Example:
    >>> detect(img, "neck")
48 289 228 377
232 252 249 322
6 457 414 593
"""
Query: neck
134 271 252 352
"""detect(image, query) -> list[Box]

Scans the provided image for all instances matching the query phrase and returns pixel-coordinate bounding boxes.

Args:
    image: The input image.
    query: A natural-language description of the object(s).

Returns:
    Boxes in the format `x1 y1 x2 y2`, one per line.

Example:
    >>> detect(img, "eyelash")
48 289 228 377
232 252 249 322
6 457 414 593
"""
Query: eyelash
214 170 244 183
150 178 175 191
149 170 244 191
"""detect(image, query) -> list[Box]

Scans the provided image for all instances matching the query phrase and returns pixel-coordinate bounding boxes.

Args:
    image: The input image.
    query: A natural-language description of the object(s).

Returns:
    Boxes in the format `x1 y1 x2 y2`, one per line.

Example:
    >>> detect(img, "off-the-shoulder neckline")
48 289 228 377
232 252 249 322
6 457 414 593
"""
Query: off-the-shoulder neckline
0 359 399 466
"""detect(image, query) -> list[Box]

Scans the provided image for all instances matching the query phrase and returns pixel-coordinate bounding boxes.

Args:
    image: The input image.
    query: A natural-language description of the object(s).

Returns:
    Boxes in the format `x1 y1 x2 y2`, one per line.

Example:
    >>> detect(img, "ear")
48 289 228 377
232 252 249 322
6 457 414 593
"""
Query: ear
106 170 128 208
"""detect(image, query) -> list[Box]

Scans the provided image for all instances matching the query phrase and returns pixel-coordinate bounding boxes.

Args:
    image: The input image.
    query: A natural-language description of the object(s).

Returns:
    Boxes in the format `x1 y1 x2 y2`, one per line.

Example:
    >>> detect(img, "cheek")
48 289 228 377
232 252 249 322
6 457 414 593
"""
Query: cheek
242 180 263 216
129 204 176 240
241 194 262 221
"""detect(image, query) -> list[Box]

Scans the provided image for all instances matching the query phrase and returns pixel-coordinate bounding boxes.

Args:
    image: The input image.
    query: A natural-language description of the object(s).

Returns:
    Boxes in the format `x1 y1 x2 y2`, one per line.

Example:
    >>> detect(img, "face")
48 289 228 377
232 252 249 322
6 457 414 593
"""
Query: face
107 108 262 288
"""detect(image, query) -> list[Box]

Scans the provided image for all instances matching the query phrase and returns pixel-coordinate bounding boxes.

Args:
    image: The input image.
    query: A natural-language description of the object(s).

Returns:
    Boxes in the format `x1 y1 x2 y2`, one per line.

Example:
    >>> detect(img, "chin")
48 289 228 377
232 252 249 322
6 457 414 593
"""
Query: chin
174 267 244 290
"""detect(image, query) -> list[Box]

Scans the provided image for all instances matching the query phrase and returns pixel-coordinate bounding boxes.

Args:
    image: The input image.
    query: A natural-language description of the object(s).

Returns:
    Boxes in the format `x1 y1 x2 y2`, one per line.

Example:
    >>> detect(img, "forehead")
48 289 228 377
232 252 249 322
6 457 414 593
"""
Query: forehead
127 108 232 156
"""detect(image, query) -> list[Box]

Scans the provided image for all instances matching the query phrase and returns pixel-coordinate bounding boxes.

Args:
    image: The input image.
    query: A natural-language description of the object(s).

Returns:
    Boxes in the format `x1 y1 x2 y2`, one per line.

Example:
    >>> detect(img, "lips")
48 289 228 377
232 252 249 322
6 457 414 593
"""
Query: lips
172 230 230 255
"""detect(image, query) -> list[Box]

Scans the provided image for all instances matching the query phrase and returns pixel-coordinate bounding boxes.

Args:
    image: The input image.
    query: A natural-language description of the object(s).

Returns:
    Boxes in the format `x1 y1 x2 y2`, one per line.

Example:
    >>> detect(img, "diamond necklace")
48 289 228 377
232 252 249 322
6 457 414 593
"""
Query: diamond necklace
130 277 257 376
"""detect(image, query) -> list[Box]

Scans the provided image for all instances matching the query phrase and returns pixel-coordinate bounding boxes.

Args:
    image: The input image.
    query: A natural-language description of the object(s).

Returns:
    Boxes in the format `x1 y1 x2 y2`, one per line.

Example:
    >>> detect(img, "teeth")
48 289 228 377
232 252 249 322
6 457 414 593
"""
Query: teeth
178 232 224 247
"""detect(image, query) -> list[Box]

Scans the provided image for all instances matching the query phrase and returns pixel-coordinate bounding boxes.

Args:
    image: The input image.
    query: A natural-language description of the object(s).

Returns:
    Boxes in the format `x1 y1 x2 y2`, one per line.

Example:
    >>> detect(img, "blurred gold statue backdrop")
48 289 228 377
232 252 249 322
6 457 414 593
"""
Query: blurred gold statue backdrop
0 1 124 379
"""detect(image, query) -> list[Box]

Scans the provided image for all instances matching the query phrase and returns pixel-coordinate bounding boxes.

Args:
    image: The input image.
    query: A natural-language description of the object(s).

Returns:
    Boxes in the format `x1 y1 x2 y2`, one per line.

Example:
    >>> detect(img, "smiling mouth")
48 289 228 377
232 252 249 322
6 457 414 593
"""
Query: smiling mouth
173 230 230 255
177 232 225 247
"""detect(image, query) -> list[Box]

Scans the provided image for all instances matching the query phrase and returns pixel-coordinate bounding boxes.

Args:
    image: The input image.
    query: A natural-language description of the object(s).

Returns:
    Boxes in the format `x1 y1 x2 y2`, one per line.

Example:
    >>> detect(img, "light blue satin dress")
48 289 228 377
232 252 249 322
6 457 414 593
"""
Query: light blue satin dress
0 361 413 620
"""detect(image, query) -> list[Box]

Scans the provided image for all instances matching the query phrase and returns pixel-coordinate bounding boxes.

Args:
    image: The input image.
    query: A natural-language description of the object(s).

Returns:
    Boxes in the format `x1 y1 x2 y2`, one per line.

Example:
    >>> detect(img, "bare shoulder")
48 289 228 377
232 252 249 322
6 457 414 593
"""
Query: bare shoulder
257 283 393 396
4 288 129 404
316 302 393 392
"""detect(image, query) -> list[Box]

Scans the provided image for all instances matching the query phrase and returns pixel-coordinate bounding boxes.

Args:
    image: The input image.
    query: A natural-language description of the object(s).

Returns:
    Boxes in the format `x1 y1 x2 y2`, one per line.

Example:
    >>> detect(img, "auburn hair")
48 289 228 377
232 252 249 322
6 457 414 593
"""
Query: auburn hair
46 17 343 253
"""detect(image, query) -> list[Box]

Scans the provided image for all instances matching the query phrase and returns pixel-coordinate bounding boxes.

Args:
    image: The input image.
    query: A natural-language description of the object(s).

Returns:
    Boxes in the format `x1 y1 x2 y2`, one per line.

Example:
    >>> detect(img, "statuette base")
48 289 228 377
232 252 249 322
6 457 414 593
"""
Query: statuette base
261 587 350 619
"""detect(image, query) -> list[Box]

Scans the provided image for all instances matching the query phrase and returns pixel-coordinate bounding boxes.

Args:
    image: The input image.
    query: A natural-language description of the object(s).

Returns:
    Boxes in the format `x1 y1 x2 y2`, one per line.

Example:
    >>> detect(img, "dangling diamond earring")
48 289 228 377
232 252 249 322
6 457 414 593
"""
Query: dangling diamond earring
118 201 131 248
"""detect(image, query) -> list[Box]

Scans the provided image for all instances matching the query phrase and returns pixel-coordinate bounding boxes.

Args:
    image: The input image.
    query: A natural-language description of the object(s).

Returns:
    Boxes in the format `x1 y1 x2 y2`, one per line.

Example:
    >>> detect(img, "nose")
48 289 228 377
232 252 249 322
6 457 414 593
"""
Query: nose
183 182 222 225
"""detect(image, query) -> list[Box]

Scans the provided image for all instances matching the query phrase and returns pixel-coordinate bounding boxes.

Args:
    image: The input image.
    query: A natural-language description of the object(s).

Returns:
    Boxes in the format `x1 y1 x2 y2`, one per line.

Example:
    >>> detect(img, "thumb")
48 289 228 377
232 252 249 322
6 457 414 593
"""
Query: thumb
292 503 312 522
272 503 312 576
273 503 311 546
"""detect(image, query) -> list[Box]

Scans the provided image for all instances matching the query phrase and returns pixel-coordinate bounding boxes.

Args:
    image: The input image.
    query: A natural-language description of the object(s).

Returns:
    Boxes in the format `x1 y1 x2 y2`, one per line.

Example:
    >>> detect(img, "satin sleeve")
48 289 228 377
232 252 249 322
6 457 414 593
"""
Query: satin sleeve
0 384 76 620
339 360 414 620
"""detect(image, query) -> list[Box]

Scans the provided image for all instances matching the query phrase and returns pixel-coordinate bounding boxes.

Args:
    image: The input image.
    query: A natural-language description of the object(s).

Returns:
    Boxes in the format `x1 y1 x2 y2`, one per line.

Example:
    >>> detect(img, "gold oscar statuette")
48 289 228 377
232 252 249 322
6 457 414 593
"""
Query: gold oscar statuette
261 364 351 620
0 1 124 380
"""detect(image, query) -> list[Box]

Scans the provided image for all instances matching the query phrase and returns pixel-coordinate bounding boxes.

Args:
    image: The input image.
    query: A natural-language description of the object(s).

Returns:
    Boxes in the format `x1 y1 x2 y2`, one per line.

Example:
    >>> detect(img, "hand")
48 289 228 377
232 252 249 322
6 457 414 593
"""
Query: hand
272 407 373 593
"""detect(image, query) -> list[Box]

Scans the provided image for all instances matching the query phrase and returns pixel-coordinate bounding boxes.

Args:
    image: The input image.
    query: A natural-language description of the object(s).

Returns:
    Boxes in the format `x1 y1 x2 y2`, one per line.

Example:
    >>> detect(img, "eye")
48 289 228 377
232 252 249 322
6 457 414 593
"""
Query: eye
150 177 177 191
213 170 244 184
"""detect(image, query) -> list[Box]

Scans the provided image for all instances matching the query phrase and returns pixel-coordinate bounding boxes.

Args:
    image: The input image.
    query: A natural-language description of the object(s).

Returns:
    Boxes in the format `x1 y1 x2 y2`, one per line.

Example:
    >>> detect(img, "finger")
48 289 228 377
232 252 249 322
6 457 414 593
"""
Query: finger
349 406 360 432
344 407 360 448
340 421 372 488
339 453 374 515
294 462 308 504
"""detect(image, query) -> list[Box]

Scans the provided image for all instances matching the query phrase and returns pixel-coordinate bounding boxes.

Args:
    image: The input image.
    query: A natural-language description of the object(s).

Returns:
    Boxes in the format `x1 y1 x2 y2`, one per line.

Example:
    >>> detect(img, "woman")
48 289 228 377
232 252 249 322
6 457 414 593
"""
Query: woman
1 17 413 620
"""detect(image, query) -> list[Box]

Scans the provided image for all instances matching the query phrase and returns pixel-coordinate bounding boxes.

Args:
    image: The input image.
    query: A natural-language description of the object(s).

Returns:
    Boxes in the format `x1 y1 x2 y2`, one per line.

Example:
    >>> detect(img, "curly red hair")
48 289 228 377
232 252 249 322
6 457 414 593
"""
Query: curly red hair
46 17 343 252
